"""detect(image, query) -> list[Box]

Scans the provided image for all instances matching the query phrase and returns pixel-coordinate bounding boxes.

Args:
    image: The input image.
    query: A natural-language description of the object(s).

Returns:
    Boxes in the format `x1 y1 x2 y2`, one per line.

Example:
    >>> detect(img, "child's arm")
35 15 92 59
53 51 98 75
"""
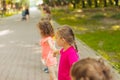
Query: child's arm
48 38 56 51
47 38 59 57
53 50 59 57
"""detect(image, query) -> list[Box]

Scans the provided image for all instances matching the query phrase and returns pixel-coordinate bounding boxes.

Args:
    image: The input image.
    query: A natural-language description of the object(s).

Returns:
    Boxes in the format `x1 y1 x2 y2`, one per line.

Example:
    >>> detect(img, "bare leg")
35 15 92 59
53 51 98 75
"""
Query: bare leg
48 65 57 80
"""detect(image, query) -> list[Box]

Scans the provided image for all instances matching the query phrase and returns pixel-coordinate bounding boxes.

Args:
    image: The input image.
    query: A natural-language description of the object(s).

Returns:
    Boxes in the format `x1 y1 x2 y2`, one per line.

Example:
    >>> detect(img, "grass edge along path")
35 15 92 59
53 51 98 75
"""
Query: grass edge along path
52 7 120 73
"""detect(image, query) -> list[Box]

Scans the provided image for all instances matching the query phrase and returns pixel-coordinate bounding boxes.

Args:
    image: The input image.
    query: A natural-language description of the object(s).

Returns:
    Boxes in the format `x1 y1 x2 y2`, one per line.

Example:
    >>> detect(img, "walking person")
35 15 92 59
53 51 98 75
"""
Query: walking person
54 26 79 80
37 20 57 80
25 6 30 20
21 6 26 20
41 4 51 21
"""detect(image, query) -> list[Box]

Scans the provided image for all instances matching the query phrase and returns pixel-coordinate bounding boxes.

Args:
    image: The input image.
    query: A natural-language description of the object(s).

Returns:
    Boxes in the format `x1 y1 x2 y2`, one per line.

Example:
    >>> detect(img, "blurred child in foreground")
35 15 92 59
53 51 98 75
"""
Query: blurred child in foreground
71 58 112 80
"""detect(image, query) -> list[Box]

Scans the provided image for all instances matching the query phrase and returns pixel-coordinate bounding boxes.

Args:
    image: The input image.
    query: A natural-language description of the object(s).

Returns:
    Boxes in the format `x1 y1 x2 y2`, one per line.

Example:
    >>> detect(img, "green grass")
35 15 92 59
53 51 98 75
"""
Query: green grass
52 7 120 72
111 13 120 19
76 30 120 52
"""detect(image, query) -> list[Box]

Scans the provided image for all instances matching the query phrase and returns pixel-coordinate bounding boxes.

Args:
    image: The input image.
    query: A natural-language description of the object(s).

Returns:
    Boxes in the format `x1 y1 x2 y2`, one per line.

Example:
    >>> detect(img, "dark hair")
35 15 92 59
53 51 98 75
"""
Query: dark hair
71 58 112 80
57 25 78 52
37 20 54 37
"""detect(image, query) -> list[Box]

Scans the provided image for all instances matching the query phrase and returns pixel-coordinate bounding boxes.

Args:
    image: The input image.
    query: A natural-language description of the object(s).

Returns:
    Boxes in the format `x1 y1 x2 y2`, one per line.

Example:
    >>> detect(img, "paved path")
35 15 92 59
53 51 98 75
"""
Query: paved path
0 7 49 80
0 7 120 80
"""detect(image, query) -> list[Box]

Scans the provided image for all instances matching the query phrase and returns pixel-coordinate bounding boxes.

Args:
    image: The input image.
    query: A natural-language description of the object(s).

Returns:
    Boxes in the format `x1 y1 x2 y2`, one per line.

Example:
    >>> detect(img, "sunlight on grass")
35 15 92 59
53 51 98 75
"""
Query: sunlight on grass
69 16 76 20
111 25 120 31
97 50 111 60
98 50 120 73
73 26 88 31
52 8 120 72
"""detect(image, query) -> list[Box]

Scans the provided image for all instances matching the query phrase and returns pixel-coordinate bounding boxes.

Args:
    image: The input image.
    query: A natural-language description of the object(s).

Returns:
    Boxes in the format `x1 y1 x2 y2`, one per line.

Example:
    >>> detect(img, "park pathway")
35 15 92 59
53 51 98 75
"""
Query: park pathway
0 7 49 80
0 7 120 80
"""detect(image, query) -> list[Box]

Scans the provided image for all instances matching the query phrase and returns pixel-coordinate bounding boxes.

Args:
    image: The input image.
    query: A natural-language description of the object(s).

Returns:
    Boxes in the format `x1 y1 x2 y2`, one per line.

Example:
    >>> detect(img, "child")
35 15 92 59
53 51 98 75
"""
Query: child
71 58 112 80
37 20 57 80
41 5 51 21
25 6 30 20
40 4 51 73
55 26 79 80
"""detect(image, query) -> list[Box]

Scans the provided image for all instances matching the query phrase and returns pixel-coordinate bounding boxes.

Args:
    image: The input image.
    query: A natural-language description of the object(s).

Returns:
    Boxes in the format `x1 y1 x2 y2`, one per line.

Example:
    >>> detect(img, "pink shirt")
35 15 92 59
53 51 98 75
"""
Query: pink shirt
58 46 79 80
40 36 57 66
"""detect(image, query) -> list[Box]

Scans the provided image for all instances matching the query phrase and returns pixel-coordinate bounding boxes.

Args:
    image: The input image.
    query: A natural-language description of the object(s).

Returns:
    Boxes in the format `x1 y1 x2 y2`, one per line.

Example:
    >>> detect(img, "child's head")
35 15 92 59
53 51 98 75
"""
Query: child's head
71 58 112 80
37 20 54 37
43 5 51 14
55 25 77 51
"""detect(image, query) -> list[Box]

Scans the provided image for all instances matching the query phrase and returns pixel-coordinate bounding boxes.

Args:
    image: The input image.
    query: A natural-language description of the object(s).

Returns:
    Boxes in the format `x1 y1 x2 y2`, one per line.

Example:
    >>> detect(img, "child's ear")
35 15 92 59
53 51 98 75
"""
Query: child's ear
62 38 66 43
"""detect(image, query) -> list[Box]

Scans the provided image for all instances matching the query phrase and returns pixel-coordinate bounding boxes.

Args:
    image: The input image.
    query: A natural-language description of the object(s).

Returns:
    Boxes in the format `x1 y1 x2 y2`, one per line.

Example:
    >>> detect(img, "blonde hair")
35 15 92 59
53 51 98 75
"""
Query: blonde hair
56 25 78 52
37 20 54 37
71 58 112 80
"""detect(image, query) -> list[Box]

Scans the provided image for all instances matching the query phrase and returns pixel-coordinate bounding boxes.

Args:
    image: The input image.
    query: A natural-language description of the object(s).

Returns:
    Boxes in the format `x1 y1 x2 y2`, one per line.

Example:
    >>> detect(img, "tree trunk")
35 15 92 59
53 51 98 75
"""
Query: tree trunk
114 0 119 6
82 0 86 8
2 0 6 15
94 0 98 7
103 0 107 7
87 0 92 7
109 0 113 5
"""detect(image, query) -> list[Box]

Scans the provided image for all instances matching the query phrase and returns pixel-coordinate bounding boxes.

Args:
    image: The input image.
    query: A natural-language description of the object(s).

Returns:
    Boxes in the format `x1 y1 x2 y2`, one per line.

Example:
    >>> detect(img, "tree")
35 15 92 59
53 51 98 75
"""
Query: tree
109 0 113 5
94 0 98 7
20 0 29 6
2 0 6 14
114 0 119 6
70 0 80 8
103 0 107 7
82 0 86 8
87 0 92 7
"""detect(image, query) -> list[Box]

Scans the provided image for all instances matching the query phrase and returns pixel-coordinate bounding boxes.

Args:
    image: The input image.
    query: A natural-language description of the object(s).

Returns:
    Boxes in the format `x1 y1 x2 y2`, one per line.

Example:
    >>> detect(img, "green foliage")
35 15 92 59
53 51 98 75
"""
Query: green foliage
20 0 29 6
42 0 120 8
52 8 120 72
52 8 102 31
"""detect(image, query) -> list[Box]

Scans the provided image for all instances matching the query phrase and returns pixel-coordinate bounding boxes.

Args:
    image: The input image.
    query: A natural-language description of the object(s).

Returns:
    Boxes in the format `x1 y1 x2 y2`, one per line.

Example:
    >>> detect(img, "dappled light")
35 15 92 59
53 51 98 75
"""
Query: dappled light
75 14 85 18
0 44 5 48
76 9 83 13
73 26 88 31
111 25 120 31
68 16 76 20
0 29 13 36
52 7 120 73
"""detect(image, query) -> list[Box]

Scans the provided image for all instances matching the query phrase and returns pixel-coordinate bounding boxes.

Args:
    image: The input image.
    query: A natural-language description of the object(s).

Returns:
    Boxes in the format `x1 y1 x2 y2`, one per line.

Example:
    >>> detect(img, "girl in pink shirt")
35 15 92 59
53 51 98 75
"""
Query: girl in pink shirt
37 20 57 80
55 26 79 80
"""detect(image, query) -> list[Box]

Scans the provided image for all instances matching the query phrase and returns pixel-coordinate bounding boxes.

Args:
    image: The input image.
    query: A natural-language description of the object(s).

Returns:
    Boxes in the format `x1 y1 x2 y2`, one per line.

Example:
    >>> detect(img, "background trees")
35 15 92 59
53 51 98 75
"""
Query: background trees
43 0 120 8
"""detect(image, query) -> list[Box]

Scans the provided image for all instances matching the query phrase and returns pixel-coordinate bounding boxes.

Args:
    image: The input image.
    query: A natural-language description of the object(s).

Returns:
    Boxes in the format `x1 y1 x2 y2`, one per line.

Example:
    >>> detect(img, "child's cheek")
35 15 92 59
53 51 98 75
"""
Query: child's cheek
55 40 61 47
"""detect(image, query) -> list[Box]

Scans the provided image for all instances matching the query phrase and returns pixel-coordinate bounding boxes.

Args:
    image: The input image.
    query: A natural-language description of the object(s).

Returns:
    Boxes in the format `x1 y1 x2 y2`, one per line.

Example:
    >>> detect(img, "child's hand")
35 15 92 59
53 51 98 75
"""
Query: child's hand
53 50 59 57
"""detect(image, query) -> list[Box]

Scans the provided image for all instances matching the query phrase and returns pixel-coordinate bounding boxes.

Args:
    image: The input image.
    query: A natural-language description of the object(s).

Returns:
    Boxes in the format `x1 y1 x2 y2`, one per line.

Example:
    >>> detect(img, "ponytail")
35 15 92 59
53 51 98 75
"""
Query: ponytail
74 41 78 52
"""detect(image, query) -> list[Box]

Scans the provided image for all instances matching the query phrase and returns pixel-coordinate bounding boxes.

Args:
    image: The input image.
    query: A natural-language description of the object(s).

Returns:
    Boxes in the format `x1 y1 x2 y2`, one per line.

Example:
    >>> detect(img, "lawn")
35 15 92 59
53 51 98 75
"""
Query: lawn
52 7 120 72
